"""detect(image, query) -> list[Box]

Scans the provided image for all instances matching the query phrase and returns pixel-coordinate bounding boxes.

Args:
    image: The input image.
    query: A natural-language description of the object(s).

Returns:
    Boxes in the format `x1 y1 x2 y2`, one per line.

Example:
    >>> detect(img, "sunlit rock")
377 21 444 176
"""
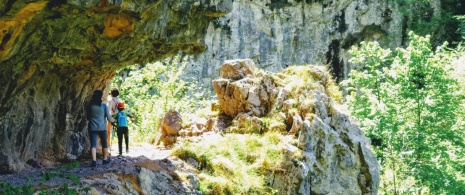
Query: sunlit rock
212 59 380 194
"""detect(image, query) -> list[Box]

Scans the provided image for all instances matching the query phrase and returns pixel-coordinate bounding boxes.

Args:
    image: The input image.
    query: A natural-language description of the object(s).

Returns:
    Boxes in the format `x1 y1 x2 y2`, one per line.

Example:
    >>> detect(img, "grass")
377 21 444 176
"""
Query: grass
172 131 297 195
168 65 343 194
274 65 343 103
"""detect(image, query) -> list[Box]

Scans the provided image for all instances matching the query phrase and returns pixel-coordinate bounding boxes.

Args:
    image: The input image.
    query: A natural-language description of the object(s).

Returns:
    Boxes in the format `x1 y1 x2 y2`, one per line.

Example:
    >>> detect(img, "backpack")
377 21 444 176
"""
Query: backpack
117 111 128 127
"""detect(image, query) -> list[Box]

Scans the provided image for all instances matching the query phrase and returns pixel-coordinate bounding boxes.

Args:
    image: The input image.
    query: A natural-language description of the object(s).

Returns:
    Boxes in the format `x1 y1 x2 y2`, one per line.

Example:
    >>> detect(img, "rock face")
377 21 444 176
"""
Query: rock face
156 110 182 147
212 59 379 194
184 0 404 87
0 0 232 172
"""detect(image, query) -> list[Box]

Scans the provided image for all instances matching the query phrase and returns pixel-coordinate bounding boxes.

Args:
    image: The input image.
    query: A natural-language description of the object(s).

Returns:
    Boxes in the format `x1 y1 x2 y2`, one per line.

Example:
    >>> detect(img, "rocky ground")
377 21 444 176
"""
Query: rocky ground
1 143 166 182
0 142 192 194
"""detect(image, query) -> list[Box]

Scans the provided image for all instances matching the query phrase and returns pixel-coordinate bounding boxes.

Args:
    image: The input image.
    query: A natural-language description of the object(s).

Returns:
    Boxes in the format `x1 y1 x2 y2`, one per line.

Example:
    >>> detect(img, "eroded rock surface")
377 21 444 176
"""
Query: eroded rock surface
184 0 405 87
156 110 182 147
211 59 380 194
0 58 380 194
0 0 232 172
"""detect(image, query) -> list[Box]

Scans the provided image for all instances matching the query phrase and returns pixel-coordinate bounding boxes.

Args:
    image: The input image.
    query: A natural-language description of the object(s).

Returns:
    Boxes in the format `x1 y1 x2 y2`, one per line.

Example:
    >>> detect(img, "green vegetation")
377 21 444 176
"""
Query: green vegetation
275 65 343 104
169 65 336 194
172 132 300 195
343 31 465 194
0 160 90 194
111 55 209 143
61 161 81 170
0 178 90 195
41 171 80 185
393 0 465 47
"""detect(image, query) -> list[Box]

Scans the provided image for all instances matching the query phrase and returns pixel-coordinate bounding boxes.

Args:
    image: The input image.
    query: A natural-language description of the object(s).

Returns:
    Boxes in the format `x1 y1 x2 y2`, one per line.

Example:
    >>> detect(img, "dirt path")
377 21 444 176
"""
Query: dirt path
0 142 172 187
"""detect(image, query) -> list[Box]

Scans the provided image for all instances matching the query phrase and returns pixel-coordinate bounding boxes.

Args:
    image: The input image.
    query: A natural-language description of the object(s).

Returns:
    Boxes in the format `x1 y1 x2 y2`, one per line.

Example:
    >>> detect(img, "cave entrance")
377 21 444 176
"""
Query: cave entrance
106 55 214 146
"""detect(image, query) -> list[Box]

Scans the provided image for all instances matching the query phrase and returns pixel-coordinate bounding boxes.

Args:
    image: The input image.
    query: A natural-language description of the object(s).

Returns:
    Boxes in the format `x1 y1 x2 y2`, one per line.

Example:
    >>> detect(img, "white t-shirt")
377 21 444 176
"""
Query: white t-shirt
108 97 122 115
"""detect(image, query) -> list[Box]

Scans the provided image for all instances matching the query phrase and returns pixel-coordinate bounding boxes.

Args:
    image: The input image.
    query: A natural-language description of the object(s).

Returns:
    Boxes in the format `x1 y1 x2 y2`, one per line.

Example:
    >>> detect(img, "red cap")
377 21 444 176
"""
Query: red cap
117 102 124 108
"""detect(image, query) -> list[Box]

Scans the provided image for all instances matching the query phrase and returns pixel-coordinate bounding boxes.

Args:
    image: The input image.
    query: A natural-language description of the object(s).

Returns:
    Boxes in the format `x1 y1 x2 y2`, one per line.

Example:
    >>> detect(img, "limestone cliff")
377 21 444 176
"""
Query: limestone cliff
184 0 404 86
210 59 379 194
0 0 232 172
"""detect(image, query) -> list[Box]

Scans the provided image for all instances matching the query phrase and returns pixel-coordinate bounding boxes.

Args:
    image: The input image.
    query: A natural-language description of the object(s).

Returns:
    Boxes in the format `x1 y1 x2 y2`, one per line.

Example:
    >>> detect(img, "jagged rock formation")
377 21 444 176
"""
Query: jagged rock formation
0 0 232 172
210 59 379 194
155 110 182 147
183 0 404 86
0 55 379 194
0 3 385 189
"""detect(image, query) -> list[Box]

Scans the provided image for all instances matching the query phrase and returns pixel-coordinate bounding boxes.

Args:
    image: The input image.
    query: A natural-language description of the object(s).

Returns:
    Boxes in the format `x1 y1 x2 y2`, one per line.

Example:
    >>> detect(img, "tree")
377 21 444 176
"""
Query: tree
111 55 208 143
343 32 465 194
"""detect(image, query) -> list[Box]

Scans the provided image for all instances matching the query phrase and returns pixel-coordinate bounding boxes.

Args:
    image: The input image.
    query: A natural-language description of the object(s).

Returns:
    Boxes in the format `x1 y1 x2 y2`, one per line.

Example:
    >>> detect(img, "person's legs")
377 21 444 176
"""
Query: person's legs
90 131 99 161
117 127 123 155
123 127 129 153
107 122 112 147
91 148 97 161
90 131 98 167
103 148 108 162
98 131 109 161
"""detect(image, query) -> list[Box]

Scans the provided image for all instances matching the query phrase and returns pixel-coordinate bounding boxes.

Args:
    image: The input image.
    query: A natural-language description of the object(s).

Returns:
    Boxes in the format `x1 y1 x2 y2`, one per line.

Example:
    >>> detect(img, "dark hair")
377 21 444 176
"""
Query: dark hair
111 88 119 97
90 90 103 105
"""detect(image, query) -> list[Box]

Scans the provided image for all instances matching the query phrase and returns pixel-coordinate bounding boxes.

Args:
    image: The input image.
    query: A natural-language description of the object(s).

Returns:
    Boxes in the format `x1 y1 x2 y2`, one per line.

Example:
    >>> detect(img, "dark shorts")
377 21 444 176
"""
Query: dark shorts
90 130 108 148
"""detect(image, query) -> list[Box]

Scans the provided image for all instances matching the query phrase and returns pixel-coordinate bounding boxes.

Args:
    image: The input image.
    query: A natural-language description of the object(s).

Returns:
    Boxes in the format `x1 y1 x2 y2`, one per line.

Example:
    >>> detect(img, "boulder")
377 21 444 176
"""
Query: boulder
156 110 182 147
219 59 256 80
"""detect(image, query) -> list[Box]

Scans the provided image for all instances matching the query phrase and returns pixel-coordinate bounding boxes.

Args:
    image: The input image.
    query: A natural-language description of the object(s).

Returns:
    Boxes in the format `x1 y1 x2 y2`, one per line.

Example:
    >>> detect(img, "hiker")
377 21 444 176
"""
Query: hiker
113 102 134 157
87 90 116 167
107 88 122 152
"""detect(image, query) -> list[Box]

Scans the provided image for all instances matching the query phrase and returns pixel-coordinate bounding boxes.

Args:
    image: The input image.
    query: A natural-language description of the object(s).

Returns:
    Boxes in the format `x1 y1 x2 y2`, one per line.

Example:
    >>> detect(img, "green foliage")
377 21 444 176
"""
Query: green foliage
344 32 465 194
111 55 210 143
0 181 32 195
61 161 80 170
40 171 80 185
393 0 464 47
0 180 88 195
456 15 465 39
172 132 296 194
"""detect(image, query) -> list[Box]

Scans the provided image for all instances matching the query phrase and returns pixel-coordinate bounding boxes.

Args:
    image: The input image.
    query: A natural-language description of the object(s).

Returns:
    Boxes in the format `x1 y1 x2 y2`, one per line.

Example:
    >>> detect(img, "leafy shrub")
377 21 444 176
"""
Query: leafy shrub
344 31 465 194
111 55 210 143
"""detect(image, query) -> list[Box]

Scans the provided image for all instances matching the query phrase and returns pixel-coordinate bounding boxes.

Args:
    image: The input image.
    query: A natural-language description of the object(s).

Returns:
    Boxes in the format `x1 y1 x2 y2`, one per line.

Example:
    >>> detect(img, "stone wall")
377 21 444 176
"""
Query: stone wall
183 0 404 87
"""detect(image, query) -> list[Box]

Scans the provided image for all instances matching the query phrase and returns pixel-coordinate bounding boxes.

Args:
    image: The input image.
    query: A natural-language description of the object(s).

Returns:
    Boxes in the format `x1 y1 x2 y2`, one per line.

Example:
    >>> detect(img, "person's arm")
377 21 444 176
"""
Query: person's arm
126 111 135 123
104 105 116 123
108 99 115 114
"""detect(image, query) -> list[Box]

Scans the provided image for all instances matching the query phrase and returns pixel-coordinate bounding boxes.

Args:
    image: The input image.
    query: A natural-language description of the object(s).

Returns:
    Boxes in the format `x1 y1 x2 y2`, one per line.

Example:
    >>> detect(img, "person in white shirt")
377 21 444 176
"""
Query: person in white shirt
107 88 122 153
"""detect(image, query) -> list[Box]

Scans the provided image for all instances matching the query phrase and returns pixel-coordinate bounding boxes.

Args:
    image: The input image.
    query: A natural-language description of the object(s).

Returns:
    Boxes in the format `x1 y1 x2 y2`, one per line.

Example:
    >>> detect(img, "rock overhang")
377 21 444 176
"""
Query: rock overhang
0 0 232 172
